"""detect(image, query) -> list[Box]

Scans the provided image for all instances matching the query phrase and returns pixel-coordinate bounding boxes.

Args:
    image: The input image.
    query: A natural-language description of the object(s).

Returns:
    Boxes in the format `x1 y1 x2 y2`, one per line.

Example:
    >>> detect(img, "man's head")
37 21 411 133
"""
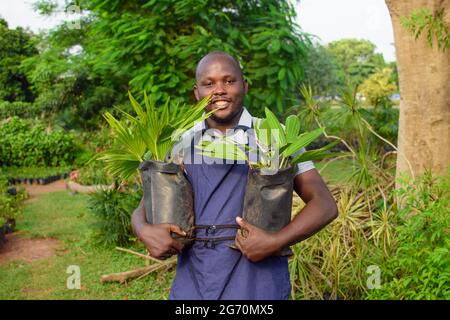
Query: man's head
194 51 248 124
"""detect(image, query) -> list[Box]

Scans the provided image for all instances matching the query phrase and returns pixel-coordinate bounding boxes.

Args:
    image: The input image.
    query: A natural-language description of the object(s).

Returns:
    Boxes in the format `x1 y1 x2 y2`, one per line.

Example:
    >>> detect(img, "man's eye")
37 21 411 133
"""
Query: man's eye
204 82 213 87
226 80 235 84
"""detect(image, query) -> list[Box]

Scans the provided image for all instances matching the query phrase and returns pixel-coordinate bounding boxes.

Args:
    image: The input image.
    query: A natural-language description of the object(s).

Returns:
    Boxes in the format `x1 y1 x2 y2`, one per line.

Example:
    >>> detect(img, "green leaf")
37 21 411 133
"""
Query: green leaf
291 140 350 164
285 115 300 143
278 68 286 81
282 127 324 157
264 107 287 148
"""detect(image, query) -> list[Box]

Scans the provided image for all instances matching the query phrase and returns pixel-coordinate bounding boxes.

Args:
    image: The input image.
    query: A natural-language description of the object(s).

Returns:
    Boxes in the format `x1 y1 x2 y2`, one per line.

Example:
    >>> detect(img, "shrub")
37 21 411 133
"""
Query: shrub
0 178 26 223
76 161 113 186
365 170 450 300
0 117 78 167
0 101 43 119
87 185 142 246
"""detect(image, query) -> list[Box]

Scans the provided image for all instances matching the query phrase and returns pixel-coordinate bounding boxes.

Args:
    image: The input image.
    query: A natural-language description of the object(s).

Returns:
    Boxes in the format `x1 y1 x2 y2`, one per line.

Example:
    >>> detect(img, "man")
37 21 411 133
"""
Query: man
131 51 338 299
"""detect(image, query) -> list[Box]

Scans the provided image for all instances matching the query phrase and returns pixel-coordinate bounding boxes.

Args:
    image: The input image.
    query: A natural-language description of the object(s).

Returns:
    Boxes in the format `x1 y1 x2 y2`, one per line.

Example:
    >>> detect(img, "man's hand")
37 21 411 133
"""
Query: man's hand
132 198 186 260
234 217 280 262
137 223 186 260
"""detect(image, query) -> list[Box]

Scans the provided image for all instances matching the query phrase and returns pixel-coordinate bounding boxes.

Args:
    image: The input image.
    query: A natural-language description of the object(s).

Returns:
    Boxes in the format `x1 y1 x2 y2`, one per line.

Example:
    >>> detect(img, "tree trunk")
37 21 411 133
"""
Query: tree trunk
385 0 450 179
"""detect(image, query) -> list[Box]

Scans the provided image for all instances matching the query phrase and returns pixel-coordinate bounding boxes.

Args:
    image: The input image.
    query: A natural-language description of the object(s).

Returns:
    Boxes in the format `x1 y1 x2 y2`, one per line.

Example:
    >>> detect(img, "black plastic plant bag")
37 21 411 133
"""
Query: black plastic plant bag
139 160 194 246
237 166 295 256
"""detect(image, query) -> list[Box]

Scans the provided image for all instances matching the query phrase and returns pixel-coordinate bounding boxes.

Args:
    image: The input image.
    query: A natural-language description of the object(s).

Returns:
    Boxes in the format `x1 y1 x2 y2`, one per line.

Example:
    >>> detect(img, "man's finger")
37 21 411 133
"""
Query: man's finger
168 224 187 237
235 231 245 247
170 239 184 253
234 238 243 253
235 216 248 229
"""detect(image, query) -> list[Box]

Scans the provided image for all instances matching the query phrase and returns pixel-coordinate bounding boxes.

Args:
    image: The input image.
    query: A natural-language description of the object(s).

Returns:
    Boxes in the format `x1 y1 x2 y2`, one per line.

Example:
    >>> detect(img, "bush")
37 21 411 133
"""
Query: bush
0 117 78 167
0 166 72 181
365 170 450 300
0 178 26 223
361 106 399 146
0 101 43 119
76 161 113 186
87 185 142 246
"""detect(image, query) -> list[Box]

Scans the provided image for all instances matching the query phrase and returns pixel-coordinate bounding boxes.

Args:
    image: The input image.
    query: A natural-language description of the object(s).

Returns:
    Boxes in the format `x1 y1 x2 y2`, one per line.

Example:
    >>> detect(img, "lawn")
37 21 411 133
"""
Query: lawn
0 191 173 300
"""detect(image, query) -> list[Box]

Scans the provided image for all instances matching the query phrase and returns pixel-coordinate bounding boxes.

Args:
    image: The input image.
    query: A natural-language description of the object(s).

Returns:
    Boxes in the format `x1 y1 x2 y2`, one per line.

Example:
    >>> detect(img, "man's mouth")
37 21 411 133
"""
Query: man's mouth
211 99 231 110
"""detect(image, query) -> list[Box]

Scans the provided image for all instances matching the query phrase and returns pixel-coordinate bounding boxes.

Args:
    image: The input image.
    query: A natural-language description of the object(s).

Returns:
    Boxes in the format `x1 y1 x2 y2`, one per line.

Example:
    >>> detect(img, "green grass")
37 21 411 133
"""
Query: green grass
0 191 173 300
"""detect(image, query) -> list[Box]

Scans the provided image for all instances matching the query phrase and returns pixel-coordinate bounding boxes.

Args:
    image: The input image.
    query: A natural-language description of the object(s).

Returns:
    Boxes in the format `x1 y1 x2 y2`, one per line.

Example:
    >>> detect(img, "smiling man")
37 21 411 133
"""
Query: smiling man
131 51 338 299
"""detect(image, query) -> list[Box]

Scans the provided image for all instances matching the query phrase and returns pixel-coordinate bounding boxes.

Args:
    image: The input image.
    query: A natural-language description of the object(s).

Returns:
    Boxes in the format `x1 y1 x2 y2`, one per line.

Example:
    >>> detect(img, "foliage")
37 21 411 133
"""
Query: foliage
326 39 387 86
301 42 343 97
290 187 379 299
27 0 312 119
0 166 71 180
359 68 398 107
365 170 450 300
97 91 211 180
361 106 399 146
0 117 78 167
0 178 26 222
296 83 398 189
197 107 345 169
87 185 142 247
401 7 450 51
75 161 113 186
0 18 38 102
0 101 43 119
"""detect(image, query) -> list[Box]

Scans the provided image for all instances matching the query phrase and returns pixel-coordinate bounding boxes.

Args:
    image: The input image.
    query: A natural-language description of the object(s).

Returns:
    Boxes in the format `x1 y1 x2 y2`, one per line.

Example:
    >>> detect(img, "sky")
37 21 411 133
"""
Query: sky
295 0 396 61
0 0 396 62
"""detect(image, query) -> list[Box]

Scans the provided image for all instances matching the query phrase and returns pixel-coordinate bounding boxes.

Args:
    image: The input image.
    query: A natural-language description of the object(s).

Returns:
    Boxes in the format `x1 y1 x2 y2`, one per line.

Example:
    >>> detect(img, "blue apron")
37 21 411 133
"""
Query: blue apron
168 125 291 300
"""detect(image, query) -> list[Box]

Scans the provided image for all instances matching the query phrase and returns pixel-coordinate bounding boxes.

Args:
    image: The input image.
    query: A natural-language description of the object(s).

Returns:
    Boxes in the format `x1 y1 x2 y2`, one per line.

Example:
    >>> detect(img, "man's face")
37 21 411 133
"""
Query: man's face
194 56 248 124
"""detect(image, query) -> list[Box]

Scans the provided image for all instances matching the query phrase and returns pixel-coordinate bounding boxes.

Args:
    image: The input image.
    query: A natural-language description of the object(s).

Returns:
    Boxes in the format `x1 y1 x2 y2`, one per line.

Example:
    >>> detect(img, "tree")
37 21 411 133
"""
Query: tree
0 18 38 102
301 42 343 97
28 0 313 121
326 38 386 86
359 68 397 107
385 0 450 177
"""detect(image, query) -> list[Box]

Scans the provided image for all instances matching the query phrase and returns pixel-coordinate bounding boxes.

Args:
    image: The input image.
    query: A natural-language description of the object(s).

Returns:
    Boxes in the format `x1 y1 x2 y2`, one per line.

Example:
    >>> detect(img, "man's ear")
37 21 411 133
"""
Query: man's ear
193 85 200 101
243 79 249 94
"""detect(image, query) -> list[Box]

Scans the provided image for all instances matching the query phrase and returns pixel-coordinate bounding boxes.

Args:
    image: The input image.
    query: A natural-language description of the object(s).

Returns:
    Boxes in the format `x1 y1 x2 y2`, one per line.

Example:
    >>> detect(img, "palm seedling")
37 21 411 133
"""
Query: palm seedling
197 107 346 170
97 91 212 243
98 91 211 181
197 107 347 255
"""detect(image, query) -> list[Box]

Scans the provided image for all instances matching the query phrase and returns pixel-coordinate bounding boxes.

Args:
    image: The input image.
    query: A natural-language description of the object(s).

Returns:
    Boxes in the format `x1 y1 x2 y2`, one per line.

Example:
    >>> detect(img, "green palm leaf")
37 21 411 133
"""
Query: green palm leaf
98 91 212 181
264 107 287 148
291 140 351 164
285 115 301 143
282 127 324 158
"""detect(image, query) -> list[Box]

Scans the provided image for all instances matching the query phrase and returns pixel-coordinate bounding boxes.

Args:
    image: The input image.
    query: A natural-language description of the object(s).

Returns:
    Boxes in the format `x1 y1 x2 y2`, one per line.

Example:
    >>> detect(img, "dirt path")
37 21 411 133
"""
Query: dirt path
0 232 60 265
0 180 67 265
21 179 68 198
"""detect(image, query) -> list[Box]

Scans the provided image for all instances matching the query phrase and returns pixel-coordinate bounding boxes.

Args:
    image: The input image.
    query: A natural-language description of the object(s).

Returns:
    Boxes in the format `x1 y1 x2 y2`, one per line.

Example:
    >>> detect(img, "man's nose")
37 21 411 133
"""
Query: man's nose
213 82 226 95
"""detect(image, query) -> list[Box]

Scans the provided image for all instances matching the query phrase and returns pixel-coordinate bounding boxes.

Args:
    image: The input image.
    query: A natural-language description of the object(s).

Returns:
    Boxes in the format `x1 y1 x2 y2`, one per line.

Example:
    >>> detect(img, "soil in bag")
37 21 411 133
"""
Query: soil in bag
139 160 195 246
233 166 295 256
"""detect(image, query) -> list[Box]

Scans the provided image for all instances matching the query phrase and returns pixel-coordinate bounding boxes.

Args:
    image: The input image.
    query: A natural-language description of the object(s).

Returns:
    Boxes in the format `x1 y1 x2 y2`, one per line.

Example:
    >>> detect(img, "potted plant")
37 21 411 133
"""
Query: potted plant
198 108 345 255
98 91 211 245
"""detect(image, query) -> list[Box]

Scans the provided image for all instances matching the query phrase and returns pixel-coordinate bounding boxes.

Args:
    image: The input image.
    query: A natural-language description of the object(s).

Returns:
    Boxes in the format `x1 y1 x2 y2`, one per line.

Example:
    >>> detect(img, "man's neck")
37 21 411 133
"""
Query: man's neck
205 108 244 133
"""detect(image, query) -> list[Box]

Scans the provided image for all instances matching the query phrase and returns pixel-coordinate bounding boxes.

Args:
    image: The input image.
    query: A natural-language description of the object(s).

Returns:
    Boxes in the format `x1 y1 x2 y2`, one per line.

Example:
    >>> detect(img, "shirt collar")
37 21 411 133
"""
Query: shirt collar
194 107 253 131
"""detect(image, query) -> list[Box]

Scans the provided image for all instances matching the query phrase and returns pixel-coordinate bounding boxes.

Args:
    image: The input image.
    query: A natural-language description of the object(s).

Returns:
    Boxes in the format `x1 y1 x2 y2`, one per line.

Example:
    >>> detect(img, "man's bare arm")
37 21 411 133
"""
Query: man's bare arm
274 169 338 247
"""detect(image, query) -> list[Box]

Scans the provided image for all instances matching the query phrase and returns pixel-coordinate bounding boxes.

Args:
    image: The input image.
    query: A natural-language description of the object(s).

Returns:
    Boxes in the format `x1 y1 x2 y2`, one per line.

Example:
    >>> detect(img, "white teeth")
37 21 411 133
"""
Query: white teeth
214 101 228 106
213 101 229 109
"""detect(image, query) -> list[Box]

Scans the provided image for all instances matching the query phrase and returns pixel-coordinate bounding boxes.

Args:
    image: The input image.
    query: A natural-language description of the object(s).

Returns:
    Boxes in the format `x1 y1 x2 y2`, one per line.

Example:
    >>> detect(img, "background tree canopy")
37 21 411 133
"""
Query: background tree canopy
0 18 38 102
326 38 387 86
